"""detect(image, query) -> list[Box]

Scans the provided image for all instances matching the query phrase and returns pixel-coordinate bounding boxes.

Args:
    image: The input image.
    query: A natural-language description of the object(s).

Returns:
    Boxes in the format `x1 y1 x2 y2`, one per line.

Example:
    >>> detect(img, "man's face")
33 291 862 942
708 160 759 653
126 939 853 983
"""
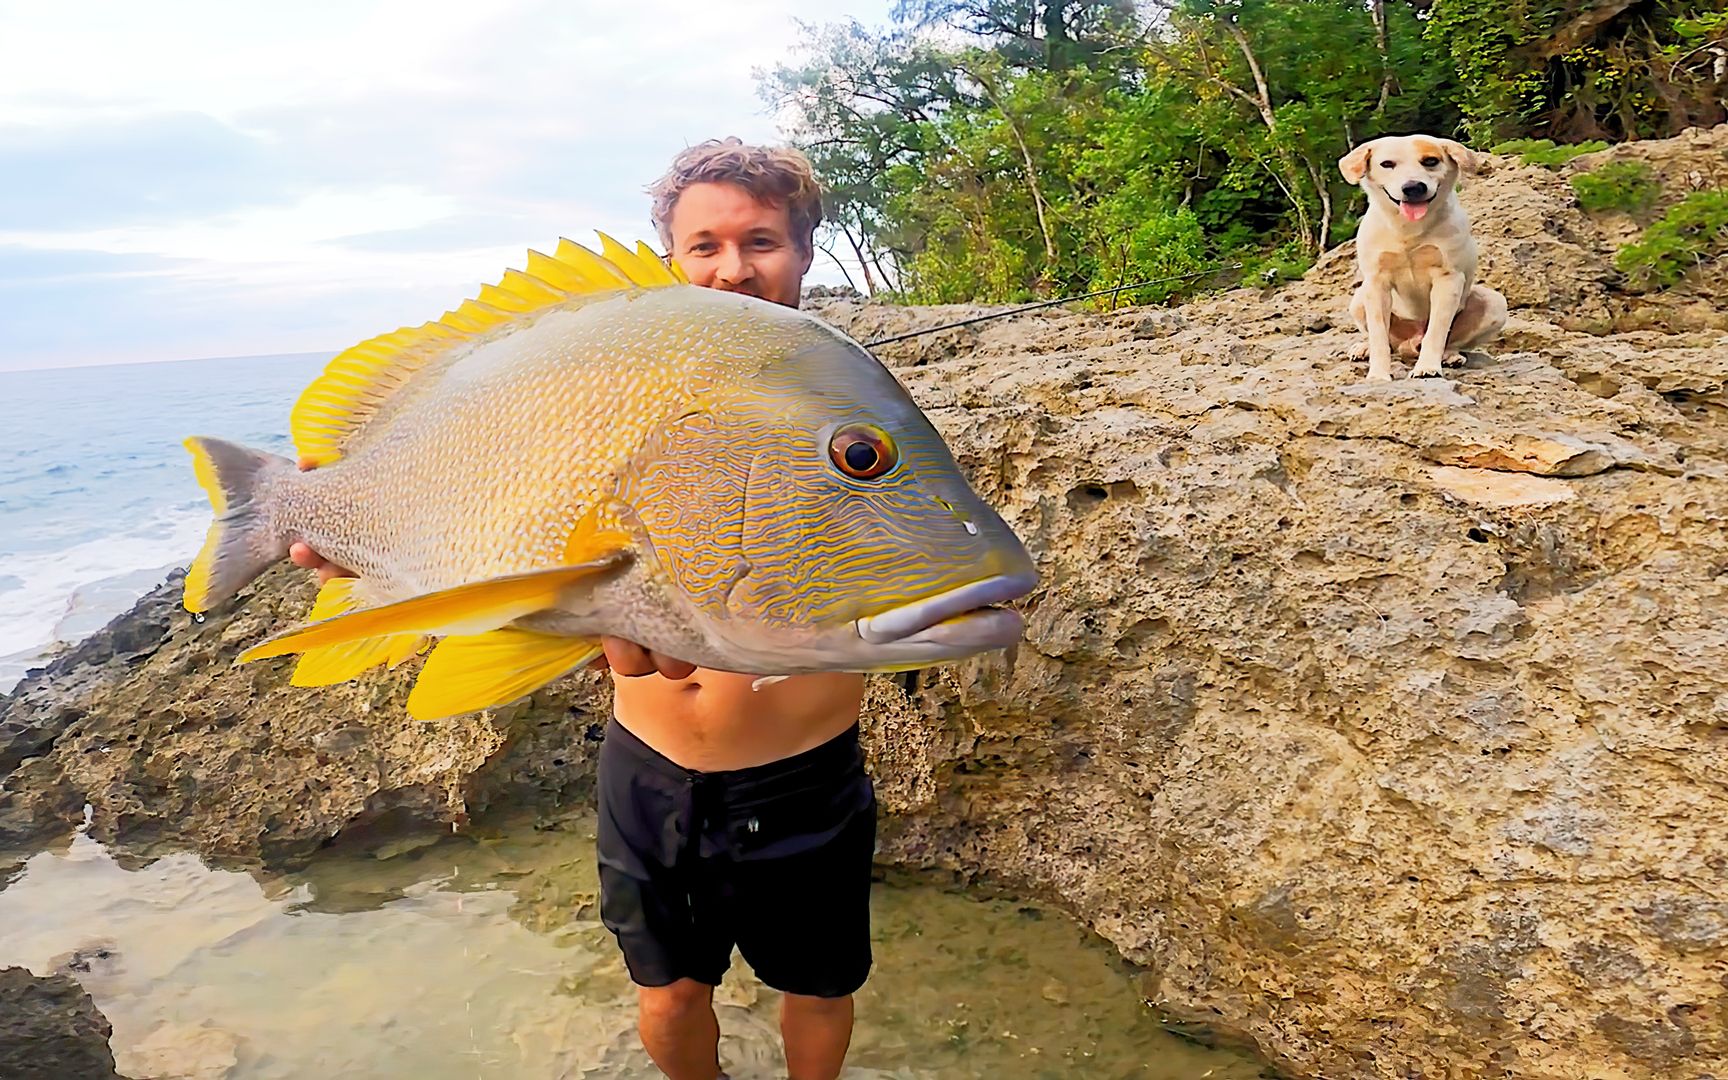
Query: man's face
666 181 812 309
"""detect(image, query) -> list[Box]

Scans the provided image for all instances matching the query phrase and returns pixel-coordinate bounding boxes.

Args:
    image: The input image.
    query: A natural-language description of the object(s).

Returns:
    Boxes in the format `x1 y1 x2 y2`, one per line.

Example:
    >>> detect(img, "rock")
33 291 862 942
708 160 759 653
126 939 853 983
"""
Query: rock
1425 431 1642 476
1130 309 1189 340
0 563 612 868
4 124 1728 1080
1425 466 1577 509
0 966 122 1079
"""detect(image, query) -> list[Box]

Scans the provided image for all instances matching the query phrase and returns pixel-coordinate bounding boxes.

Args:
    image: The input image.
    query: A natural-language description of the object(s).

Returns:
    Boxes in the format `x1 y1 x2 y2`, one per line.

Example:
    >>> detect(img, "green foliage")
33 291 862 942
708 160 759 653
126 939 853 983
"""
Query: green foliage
1424 0 1726 144
1570 160 1662 214
1490 137 1611 167
1614 189 1728 289
1235 241 1317 287
758 0 1723 308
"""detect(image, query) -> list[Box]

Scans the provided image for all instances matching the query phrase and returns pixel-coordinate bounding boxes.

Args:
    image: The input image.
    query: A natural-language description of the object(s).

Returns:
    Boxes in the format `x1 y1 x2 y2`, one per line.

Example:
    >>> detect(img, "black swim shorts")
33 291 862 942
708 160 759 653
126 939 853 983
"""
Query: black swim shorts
596 718 878 998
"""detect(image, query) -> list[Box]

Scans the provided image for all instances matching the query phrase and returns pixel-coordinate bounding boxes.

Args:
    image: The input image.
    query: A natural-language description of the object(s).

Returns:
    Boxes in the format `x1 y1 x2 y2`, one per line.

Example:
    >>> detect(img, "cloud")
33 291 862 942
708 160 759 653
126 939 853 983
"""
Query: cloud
0 0 894 371
0 112 292 232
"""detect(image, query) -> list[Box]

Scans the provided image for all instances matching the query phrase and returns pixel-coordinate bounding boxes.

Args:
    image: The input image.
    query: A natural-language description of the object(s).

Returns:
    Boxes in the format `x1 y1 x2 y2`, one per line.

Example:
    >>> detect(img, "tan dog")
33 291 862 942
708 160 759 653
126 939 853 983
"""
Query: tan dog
1339 134 1508 381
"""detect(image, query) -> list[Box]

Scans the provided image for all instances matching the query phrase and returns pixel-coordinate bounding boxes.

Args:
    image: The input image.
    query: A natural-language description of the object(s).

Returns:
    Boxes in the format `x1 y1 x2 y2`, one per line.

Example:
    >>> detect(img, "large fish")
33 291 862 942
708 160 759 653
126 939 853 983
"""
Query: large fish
182 232 1037 720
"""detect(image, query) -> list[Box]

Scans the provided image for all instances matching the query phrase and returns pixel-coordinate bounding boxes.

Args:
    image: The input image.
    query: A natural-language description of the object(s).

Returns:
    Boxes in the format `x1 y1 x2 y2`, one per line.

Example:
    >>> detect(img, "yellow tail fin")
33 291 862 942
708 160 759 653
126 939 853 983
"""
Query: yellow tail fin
183 436 295 613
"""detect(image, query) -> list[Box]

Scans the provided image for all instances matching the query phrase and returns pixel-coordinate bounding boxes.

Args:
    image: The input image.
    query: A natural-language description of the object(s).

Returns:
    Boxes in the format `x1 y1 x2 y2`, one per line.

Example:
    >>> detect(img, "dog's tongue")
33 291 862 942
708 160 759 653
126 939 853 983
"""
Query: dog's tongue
1400 200 1429 222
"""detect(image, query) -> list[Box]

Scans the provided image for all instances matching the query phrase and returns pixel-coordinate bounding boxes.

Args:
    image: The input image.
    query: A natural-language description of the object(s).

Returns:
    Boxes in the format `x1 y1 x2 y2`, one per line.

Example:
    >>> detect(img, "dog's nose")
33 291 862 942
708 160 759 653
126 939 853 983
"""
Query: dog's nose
1401 180 1430 200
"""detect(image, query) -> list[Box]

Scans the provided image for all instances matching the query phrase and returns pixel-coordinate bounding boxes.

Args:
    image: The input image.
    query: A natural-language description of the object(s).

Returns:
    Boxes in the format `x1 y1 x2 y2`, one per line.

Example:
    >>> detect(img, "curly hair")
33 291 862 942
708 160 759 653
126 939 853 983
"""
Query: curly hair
647 137 824 255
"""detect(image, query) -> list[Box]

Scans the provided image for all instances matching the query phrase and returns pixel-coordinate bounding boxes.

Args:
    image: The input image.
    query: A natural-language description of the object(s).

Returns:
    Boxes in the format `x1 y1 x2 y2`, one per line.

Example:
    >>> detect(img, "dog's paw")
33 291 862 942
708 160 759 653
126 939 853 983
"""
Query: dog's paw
1442 351 1468 368
1345 340 1369 363
1409 360 1444 378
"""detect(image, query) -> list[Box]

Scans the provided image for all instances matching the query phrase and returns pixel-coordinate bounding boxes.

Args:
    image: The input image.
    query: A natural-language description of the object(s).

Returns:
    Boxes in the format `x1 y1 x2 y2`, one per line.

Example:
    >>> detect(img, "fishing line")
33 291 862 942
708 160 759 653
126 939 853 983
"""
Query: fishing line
860 263 1245 347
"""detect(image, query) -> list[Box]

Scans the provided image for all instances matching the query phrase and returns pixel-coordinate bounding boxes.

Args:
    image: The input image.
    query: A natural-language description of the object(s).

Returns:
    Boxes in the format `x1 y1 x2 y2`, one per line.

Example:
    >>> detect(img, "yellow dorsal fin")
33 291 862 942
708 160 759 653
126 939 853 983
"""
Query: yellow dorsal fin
651 242 692 284
290 232 683 467
552 237 635 291
405 629 602 720
597 231 683 287
288 577 427 687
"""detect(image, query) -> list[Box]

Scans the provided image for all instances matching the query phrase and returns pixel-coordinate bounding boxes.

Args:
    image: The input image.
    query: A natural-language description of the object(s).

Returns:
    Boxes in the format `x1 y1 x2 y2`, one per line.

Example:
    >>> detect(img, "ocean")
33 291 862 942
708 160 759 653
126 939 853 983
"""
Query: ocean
0 352 332 693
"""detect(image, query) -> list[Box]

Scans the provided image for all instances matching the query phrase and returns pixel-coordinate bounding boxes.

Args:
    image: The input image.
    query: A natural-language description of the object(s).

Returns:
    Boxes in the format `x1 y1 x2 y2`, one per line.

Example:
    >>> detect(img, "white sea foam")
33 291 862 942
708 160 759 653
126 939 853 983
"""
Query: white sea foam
0 506 208 693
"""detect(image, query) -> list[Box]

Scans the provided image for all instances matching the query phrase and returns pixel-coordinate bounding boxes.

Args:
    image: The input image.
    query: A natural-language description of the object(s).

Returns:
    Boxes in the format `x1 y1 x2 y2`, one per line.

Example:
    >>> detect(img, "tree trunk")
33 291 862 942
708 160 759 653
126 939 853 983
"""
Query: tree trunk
838 220 877 295
964 62 1061 288
870 249 901 294
1223 19 1325 252
1041 1 1071 70
1522 0 1639 62
816 240 860 293
1370 0 1395 114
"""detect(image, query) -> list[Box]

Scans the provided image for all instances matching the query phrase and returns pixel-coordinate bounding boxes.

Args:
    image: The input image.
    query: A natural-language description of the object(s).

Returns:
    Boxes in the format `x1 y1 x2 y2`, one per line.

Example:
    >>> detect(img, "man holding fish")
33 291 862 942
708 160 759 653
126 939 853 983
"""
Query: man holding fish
584 139 877 1080
265 138 1027 1080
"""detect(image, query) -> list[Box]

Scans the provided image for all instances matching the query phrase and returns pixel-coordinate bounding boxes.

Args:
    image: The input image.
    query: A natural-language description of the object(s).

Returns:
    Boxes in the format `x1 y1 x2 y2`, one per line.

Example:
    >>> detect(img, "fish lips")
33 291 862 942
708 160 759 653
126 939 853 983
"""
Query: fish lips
855 572 1038 650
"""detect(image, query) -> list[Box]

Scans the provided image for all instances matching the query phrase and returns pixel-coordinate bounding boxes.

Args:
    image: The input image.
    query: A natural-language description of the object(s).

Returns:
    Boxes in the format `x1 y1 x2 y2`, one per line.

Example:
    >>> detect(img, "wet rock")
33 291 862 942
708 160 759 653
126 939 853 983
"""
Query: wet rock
0 966 122 1079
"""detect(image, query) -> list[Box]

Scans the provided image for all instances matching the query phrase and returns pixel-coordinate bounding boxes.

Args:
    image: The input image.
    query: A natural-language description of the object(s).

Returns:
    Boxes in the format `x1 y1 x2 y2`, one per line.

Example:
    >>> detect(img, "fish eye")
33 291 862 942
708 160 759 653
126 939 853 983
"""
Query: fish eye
829 423 897 480
1420 156 1441 167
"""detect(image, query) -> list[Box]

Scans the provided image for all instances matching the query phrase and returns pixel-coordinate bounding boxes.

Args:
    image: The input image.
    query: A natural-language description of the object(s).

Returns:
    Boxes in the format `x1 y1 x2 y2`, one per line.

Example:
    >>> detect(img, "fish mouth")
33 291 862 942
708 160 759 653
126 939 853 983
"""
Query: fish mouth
855 572 1038 648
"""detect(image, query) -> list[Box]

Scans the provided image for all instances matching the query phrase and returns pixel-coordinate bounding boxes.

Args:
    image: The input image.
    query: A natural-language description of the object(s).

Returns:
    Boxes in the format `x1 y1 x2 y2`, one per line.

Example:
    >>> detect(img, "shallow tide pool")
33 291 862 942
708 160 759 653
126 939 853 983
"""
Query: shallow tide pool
0 810 1268 1079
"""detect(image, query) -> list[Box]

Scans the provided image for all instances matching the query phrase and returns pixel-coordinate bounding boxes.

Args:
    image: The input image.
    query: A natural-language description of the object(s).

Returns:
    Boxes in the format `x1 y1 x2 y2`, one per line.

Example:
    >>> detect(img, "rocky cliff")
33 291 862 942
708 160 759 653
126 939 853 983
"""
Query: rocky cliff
4 125 1726 1079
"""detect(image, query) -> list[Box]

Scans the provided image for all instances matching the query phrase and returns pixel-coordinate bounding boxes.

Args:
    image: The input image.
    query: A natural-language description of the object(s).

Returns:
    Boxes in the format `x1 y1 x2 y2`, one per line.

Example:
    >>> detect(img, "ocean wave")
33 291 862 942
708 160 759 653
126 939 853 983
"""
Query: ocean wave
0 508 209 693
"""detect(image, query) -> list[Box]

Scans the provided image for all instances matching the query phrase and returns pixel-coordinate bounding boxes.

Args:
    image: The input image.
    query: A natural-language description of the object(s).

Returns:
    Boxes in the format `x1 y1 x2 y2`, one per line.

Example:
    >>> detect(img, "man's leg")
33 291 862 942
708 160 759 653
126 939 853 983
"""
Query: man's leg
781 992 855 1080
731 791 876 1080
596 721 735 1079
637 978 723 1080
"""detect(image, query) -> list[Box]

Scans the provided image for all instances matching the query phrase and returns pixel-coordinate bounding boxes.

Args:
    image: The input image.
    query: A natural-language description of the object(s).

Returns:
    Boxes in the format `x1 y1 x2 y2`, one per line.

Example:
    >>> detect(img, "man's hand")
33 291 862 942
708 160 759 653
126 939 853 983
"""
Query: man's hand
291 456 354 585
592 638 697 680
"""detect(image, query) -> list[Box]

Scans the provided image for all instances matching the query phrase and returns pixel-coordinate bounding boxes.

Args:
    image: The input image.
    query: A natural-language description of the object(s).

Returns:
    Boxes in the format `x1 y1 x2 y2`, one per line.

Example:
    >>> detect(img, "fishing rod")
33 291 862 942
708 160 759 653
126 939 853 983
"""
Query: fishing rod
861 263 1246 347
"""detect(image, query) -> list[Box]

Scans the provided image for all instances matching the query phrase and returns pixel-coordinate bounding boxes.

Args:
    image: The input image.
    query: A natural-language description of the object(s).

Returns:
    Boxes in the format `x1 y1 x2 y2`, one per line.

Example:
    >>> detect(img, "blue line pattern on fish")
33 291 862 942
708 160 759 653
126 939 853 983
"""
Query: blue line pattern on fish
180 233 1038 719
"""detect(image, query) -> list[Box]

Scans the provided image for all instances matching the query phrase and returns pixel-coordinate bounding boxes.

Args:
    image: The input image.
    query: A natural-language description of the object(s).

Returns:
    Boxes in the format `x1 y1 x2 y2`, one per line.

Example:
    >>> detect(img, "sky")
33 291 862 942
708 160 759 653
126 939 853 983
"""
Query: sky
0 0 896 371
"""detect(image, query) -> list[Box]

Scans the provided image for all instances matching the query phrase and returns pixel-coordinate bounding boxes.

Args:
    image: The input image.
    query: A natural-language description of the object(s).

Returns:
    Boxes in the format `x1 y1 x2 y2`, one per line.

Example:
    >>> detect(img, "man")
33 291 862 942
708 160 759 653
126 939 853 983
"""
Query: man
291 138 873 1080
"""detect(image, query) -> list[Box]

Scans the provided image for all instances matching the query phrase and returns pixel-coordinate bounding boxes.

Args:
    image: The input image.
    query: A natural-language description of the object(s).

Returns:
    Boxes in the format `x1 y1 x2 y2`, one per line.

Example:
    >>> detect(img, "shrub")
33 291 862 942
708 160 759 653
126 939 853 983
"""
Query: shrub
1491 137 1611 168
1614 189 1728 289
1571 161 1662 214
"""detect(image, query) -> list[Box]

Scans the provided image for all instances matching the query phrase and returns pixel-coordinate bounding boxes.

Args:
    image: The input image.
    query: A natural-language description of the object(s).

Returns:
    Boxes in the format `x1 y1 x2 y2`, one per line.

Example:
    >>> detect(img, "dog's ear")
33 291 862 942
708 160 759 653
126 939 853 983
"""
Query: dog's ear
1440 139 1481 177
1338 142 1374 184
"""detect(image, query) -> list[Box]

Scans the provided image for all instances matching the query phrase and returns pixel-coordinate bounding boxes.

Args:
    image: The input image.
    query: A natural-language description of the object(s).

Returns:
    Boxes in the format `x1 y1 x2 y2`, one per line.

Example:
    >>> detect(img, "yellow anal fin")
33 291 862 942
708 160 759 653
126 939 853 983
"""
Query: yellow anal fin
236 554 627 665
406 629 602 720
289 232 683 468
287 578 426 686
292 635 425 687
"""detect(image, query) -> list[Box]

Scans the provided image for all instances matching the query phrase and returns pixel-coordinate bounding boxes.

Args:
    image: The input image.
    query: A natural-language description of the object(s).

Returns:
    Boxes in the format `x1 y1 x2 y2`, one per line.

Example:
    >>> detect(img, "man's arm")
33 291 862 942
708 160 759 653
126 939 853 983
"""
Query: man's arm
286 461 696 679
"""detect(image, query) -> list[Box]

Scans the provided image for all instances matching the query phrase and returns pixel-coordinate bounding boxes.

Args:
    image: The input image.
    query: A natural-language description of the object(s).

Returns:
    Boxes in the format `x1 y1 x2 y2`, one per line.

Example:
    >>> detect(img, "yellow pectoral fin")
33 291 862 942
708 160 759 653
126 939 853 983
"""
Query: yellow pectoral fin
236 554 627 665
405 629 603 720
